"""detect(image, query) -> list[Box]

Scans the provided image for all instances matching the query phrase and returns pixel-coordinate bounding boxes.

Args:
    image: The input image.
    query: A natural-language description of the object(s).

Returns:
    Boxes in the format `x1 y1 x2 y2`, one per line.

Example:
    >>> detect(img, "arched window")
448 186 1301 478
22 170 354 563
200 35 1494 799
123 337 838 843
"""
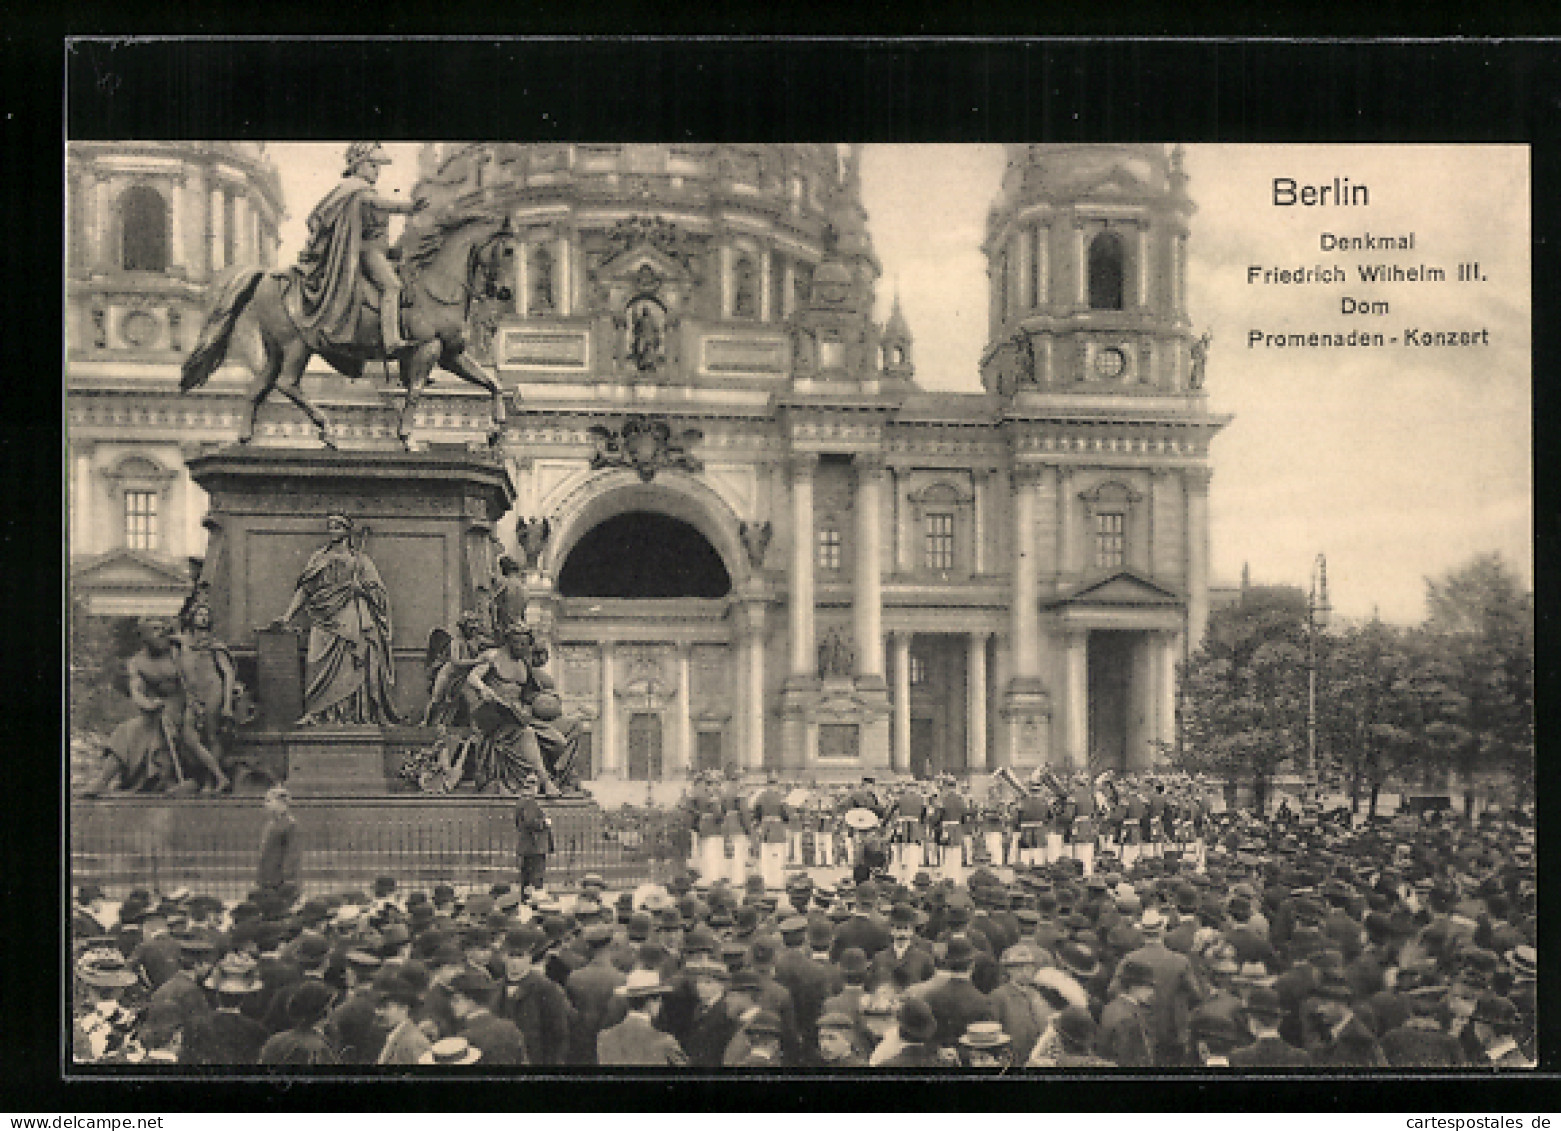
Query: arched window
120 185 169 273
1087 231 1125 310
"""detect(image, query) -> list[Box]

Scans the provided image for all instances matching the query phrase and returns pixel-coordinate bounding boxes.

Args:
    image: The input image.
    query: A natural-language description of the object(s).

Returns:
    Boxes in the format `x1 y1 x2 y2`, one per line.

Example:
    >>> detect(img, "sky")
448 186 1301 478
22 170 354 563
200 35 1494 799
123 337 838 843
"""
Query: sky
265 143 1531 624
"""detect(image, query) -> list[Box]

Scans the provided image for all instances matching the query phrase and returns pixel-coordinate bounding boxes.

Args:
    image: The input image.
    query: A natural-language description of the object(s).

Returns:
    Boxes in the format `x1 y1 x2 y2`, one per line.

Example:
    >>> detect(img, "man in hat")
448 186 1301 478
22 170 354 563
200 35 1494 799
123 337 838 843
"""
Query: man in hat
1027 1005 1114 1068
372 967 433 1065
817 1010 868 1067
918 934 996 1048
988 944 1052 1065
513 772 556 892
296 142 425 355
958 1020 1015 1069
1097 955 1158 1067
673 956 737 1068
597 970 689 1065
831 881 892 962
1227 984 1312 1068
868 903 935 993
498 924 573 1065
450 968 527 1065
729 1008 788 1067
566 923 628 1065
1117 907 1205 1066
877 998 945 1068
324 949 388 1063
821 947 872 1031
258 980 339 1065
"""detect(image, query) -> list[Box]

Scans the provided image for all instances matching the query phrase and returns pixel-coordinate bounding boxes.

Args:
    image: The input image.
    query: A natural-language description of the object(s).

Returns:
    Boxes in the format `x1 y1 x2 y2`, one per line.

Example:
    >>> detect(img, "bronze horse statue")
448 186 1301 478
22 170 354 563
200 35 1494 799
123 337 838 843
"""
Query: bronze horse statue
180 209 520 450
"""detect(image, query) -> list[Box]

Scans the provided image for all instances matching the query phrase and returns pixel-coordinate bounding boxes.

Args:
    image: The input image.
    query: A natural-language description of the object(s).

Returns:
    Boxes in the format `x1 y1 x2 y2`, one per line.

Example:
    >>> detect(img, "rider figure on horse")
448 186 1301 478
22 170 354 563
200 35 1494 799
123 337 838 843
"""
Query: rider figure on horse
297 142 426 355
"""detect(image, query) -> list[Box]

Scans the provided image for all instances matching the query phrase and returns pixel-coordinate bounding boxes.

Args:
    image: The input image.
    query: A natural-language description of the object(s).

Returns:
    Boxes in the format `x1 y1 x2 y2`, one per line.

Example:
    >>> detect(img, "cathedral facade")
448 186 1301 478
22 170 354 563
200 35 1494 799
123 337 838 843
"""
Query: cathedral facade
67 142 1227 782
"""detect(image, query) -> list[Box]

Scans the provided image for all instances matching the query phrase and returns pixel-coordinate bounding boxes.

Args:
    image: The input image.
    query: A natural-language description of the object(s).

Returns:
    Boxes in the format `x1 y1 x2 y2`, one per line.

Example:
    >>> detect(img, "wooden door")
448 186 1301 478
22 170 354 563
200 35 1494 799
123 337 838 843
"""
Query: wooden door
696 729 723 773
628 712 663 781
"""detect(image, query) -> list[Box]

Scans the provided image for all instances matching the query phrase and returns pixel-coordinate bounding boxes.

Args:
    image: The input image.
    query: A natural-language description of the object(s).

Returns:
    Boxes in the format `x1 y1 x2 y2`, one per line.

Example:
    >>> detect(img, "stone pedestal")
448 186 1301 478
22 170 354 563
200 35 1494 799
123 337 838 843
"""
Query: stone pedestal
285 727 391 796
1001 679 1053 769
189 445 516 791
189 445 516 730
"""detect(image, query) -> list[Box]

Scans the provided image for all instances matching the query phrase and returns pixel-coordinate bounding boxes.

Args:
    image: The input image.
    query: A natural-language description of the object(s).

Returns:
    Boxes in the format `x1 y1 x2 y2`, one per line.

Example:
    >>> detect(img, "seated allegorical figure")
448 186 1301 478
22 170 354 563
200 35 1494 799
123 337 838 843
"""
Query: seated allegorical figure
81 618 231 796
464 625 583 797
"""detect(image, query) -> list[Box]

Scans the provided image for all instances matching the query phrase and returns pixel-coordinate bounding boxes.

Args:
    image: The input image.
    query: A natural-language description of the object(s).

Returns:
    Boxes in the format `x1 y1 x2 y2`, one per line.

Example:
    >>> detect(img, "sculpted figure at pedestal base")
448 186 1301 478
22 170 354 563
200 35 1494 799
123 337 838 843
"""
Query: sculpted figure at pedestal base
270 514 400 727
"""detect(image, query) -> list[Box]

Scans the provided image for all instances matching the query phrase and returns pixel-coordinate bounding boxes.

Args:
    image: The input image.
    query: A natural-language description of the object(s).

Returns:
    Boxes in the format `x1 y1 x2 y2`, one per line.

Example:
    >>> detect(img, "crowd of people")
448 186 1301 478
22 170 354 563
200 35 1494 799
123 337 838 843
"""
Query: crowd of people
70 768 1537 1070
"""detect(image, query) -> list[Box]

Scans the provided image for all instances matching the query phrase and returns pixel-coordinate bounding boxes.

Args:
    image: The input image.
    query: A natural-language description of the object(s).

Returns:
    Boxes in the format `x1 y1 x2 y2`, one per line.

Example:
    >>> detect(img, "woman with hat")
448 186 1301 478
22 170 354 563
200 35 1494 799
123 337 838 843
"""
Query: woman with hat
184 954 270 1065
72 949 142 1063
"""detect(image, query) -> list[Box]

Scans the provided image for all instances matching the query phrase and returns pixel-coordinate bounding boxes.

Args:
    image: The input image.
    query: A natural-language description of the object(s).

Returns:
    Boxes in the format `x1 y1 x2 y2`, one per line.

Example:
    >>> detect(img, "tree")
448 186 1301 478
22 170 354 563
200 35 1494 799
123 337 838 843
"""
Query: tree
1317 619 1416 818
1172 586 1309 812
1420 554 1534 810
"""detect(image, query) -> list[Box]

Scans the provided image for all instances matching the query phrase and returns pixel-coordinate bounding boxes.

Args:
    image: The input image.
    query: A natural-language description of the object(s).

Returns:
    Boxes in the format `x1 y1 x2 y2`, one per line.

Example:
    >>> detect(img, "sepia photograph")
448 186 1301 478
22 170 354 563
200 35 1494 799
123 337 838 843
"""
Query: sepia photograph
63 133 1534 1079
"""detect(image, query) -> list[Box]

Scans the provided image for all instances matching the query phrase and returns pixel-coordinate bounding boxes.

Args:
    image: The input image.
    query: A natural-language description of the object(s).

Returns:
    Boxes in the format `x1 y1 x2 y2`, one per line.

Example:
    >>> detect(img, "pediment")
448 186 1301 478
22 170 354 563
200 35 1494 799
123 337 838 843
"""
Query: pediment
1079 166 1152 199
1051 569 1183 609
595 245 696 289
73 548 191 591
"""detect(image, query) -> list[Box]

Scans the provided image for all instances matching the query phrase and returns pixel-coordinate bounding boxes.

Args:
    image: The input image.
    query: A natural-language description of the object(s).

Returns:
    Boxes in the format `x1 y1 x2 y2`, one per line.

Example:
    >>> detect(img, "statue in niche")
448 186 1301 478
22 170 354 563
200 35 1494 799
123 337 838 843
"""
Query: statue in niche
818 631 854 680
1189 330 1211 390
628 296 666 373
529 244 556 314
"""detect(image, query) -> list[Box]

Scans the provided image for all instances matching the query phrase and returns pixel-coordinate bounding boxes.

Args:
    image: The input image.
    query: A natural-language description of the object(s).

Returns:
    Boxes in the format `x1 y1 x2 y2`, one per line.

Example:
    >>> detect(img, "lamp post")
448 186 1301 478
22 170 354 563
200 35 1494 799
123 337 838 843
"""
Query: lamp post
1306 553 1331 803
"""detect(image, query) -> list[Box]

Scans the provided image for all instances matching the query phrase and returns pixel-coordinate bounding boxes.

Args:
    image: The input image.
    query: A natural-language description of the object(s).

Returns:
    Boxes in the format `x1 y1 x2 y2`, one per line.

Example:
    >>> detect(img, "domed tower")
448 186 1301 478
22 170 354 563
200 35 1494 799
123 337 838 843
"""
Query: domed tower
979 143 1195 396
68 142 285 362
409 142 884 390
67 142 285 615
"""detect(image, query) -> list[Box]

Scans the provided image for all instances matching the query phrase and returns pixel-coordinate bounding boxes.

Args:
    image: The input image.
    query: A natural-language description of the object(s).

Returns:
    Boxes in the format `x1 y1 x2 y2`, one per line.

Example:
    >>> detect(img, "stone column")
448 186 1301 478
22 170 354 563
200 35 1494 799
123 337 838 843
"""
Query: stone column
210 187 225 273
233 196 250 265
787 453 817 679
853 455 885 682
168 177 185 270
72 449 95 554
760 248 773 322
1157 631 1179 760
1074 221 1088 306
95 178 111 272
746 604 767 770
972 468 991 575
600 642 620 777
675 643 693 779
1035 225 1049 306
891 633 911 773
557 234 572 315
1136 222 1150 310
1062 631 1089 769
1010 467 1042 681
1057 467 1076 580
1186 466 1212 652
720 243 734 319
894 468 912 573
782 260 796 319
967 632 989 772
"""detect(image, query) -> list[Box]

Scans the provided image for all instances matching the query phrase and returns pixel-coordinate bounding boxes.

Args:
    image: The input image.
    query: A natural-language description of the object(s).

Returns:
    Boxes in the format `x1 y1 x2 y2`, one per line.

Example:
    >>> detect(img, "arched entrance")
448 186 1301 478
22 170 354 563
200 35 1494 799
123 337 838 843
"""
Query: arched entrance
557 512 731 599
543 473 750 784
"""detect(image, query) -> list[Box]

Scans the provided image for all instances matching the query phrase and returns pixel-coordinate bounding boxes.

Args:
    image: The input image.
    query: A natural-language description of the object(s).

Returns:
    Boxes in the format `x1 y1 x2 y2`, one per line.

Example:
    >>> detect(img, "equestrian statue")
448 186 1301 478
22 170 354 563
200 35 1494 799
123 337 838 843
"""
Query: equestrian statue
180 142 520 451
